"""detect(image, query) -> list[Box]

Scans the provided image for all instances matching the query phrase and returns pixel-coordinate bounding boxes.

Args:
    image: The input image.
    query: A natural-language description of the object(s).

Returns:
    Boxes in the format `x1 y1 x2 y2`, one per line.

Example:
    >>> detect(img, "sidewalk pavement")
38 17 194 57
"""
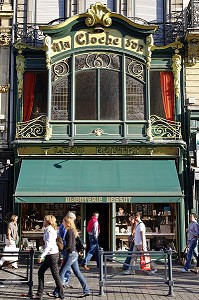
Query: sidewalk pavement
0 261 198 300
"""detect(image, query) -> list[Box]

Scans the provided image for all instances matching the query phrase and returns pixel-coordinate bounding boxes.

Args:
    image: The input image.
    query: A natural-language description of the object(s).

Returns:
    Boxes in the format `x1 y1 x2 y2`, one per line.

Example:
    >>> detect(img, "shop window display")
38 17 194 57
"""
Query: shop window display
115 203 176 251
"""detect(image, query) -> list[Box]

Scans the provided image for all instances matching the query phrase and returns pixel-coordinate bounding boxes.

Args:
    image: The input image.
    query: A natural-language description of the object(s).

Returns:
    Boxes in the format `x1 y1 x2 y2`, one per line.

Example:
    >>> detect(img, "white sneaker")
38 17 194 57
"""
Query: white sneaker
123 269 135 275
181 268 188 272
149 268 157 274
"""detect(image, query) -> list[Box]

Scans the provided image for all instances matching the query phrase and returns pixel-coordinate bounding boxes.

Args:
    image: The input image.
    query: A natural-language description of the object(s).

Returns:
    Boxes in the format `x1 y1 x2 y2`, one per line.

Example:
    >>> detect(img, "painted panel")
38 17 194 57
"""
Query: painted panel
74 124 122 136
127 124 146 136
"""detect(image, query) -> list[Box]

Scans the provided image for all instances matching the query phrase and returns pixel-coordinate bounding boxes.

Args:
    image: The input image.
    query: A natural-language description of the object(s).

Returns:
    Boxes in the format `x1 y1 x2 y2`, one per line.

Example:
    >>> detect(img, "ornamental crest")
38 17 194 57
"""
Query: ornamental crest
85 2 112 28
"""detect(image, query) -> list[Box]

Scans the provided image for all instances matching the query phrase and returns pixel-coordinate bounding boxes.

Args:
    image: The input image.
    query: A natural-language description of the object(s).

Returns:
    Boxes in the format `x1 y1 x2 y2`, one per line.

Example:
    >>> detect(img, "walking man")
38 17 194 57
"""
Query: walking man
124 212 157 275
82 211 100 270
181 213 198 272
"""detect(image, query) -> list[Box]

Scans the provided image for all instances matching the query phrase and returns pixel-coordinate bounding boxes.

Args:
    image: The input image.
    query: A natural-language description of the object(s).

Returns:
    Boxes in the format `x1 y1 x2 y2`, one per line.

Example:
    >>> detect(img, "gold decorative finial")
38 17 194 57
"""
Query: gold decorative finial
85 2 112 29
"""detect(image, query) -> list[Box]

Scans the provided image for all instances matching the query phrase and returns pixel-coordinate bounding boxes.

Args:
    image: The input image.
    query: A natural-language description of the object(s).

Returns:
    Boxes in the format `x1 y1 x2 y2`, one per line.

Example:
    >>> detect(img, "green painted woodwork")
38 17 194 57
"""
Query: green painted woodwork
127 124 146 137
15 159 182 202
74 124 122 136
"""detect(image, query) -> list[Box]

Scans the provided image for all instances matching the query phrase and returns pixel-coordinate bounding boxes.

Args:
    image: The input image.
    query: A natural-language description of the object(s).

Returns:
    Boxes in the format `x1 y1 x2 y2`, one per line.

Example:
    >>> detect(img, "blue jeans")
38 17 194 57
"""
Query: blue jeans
61 250 71 284
184 239 198 271
82 235 99 267
60 251 90 294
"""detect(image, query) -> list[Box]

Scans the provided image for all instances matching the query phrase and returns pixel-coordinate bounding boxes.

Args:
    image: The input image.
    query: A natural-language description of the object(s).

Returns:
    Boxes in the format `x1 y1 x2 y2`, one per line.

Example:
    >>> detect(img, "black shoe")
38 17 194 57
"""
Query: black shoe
78 293 91 298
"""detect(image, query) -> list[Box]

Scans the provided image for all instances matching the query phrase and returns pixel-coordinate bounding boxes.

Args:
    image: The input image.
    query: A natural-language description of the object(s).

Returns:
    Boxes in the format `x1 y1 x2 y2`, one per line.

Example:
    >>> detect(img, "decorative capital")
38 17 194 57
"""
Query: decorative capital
0 84 10 93
0 32 11 45
85 2 112 29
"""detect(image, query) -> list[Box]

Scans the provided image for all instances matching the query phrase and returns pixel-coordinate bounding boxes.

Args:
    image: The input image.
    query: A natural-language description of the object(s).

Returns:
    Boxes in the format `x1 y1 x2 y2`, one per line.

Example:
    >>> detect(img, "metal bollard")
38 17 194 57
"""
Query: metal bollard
99 247 105 296
28 248 34 297
167 248 174 297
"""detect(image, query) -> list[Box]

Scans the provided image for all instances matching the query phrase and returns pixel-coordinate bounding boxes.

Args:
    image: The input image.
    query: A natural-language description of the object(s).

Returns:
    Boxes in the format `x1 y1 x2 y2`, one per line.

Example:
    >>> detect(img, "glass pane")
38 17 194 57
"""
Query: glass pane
150 71 165 118
100 70 121 120
51 76 71 120
31 72 48 119
126 75 145 120
75 70 96 120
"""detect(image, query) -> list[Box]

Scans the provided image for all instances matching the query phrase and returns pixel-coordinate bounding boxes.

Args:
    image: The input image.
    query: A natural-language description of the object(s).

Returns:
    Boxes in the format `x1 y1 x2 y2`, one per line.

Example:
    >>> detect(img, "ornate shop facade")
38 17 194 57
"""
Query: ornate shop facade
13 3 186 253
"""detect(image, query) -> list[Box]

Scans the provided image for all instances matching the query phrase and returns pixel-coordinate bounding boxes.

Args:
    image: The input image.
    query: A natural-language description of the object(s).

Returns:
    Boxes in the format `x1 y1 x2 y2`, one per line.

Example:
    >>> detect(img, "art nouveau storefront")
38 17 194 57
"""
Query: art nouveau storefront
13 4 186 254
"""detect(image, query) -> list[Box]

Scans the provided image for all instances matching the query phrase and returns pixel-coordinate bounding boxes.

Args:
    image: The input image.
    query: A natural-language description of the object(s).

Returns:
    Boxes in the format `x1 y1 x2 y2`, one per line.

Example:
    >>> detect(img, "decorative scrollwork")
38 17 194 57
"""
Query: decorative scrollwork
53 60 69 77
75 53 120 71
85 2 112 28
127 60 144 80
147 115 182 140
16 115 51 139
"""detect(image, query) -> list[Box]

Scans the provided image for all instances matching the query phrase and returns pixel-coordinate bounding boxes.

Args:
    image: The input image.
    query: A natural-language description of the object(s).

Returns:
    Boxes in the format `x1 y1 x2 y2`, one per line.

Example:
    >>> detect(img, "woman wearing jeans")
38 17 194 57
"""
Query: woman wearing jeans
59 215 90 298
33 215 65 300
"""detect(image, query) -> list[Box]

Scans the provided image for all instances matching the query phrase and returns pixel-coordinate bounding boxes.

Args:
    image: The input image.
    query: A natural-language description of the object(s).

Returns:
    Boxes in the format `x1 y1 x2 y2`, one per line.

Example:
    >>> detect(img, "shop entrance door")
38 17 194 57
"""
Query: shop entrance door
86 203 110 251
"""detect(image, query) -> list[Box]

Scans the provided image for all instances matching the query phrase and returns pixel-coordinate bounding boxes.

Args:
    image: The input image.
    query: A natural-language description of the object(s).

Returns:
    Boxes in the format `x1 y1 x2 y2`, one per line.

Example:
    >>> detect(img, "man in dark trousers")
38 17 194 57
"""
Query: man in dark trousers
82 211 100 270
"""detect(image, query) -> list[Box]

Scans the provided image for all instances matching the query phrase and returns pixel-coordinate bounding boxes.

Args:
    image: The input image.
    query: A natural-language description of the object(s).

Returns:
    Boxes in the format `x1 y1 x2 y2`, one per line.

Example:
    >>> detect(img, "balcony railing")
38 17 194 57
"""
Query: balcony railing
187 0 199 28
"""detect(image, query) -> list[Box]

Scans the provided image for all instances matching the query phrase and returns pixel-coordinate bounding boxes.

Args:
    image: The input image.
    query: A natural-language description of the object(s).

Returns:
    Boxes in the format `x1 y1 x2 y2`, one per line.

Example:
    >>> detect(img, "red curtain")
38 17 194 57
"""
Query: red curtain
23 72 36 121
160 71 174 121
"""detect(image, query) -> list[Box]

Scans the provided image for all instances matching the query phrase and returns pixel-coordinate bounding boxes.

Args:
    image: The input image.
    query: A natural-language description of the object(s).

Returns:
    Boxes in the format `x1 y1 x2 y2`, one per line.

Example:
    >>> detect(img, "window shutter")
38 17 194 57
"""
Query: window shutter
35 0 64 24
86 1 112 10
133 0 163 22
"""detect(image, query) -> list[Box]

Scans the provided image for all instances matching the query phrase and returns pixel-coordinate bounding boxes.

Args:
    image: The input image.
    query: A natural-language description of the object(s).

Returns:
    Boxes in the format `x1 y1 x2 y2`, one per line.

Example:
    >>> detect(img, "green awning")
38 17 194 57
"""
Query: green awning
14 159 182 203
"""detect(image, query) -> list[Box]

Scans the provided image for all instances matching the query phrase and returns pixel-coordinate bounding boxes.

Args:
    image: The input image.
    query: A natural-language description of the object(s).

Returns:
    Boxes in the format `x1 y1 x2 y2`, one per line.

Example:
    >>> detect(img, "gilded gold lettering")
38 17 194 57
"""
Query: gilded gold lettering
91 37 97 44
42 147 50 155
131 41 138 49
76 33 85 45
125 39 131 47
113 38 119 45
99 37 105 44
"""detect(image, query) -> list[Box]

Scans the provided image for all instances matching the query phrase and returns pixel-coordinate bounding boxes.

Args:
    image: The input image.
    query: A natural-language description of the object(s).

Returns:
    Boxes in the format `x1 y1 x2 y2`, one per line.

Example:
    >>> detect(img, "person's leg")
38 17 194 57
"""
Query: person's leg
49 253 64 299
60 252 77 284
62 252 72 285
82 236 97 266
184 239 198 271
124 244 141 274
72 256 90 294
37 256 49 297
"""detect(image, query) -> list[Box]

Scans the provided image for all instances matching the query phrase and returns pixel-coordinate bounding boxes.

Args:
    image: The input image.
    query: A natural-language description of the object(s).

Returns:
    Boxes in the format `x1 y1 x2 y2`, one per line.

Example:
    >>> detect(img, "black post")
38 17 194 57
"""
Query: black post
28 248 34 297
99 247 104 296
167 248 174 297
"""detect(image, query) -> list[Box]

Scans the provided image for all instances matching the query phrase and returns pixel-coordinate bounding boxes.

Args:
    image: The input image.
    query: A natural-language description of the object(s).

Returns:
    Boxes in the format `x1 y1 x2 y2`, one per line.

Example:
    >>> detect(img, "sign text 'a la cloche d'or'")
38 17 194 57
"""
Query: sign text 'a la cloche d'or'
51 29 145 57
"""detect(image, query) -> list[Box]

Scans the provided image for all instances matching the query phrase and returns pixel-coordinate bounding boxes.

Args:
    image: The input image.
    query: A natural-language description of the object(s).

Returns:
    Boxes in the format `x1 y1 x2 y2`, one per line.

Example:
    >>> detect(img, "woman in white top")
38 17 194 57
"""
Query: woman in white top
34 215 65 300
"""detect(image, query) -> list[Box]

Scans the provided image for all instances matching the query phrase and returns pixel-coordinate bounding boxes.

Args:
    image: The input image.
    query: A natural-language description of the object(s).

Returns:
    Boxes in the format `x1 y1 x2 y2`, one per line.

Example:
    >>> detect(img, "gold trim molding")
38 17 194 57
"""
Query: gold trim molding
16 54 25 99
172 51 182 99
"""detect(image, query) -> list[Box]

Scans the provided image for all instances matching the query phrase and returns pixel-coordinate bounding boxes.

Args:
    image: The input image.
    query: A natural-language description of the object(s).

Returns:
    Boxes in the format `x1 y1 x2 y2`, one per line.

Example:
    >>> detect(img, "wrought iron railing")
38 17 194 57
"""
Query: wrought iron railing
187 0 199 28
14 10 185 47
148 115 182 140
16 115 51 140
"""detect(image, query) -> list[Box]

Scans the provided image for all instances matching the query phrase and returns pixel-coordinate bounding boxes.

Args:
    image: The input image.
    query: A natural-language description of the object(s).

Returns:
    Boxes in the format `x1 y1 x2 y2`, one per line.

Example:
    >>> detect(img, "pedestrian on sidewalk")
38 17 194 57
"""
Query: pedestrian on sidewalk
33 215 65 300
123 212 157 275
0 215 19 269
59 215 90 298
59 211 76 288
123 214 136 270
181 213 198 273
82 211 100 270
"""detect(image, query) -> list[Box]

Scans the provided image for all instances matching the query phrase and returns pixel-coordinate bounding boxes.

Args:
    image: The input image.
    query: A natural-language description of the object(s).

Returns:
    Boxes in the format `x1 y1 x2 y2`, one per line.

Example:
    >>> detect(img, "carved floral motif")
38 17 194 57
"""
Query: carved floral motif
85 2 112 28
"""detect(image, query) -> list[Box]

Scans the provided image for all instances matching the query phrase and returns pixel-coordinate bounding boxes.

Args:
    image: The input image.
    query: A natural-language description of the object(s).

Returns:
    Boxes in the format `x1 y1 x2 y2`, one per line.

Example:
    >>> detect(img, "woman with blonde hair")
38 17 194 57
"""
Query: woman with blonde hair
59 216 90 298
33 215 65 300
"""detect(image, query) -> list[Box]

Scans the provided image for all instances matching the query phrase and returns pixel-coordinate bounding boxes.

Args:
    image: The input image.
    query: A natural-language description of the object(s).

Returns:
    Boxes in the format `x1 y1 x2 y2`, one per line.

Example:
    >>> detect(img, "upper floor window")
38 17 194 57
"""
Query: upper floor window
23 71 48 121
50 52 146 122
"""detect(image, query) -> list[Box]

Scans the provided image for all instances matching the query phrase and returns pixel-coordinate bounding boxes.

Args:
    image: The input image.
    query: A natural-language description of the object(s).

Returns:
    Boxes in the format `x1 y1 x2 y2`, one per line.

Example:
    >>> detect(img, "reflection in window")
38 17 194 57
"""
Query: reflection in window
100 70 121 120
126 75 145 120
75 70 97 120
